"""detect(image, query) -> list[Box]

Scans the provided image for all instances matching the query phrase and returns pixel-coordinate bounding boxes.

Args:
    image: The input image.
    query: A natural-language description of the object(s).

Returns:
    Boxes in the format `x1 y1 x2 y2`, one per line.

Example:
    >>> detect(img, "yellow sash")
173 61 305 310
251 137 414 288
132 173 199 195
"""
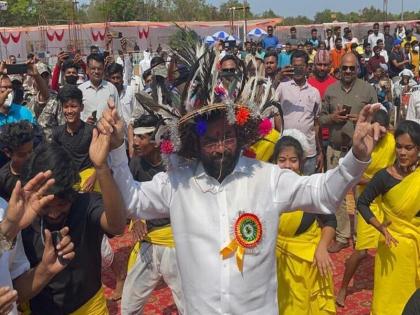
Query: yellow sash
276 211 321 263
70 288 108 315
127 225 175 271
74 167 101 193
249 129 281 162
371 168 420 315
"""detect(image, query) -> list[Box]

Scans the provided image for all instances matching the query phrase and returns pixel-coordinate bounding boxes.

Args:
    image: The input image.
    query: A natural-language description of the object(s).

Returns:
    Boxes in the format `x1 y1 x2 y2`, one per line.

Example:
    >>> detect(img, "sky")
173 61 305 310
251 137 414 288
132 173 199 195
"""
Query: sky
78 0 420 18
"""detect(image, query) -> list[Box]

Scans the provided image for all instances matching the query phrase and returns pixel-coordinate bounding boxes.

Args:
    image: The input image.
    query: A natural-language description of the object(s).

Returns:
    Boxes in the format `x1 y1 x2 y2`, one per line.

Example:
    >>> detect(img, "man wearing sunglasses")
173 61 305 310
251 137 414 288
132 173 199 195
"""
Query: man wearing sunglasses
320 53 378 253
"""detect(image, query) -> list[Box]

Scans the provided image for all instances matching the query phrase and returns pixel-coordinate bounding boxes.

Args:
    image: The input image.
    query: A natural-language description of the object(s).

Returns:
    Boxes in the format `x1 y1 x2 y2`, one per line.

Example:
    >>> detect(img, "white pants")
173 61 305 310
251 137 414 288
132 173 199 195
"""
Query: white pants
121 244 184 315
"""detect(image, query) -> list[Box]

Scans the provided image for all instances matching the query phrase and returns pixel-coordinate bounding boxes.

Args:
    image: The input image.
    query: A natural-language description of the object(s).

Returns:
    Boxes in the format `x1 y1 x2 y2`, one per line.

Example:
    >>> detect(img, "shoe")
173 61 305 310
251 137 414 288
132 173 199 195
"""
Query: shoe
327 241 349 253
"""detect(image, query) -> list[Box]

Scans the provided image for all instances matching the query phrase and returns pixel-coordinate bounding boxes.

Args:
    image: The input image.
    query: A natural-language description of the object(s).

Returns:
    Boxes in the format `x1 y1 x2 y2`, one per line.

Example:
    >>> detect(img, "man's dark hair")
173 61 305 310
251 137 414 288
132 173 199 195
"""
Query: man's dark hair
290 27 296 32
291 49 309 64
27 53 34 60
311 28 317 33
220 54 238 67
264 51 278 62
58 84 83 105
151 56 165 68
372 109 390 128
376 39 384 44
22 143 80 200
134 114 160 129
62 60 80 73
142 69 152 81
395 120 420 146
90 45 99 51
363 42 371 48
373 22 380 27
87 53 105 66
267 25 273 30
335 37 342 44
106 62 124 77
0 121 34 153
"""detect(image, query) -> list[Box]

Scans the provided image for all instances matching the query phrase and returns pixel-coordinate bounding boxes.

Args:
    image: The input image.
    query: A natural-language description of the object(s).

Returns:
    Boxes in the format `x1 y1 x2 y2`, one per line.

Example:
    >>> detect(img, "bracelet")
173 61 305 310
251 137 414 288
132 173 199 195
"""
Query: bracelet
0 226 16 256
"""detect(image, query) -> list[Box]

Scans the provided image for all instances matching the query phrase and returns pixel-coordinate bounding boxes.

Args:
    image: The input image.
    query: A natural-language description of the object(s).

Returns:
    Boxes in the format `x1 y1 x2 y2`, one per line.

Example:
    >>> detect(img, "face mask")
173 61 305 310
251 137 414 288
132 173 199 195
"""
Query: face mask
65 75 79 85
3 91 14 108
414 46 420 52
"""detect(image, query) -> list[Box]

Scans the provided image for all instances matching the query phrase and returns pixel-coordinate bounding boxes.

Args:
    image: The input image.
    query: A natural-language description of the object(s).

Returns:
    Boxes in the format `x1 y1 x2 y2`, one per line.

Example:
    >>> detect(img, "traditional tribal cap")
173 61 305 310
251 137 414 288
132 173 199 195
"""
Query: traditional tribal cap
314 49 331 64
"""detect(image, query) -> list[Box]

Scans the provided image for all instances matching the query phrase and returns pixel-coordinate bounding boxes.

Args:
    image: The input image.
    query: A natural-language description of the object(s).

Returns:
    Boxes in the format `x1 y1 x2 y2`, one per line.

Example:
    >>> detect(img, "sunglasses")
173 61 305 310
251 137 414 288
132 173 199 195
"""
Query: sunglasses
341 65 356 71
222 68 236 73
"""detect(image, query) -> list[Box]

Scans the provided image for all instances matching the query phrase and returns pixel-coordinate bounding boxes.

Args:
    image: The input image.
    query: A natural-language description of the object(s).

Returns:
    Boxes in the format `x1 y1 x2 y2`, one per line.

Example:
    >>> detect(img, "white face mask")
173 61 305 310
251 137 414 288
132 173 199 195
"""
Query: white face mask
414 46 419 52
3 91 14 108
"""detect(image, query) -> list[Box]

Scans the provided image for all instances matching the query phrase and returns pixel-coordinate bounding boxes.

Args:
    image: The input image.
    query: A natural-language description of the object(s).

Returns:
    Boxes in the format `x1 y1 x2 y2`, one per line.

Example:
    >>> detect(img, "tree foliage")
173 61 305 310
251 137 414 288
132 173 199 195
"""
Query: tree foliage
0 1 419 27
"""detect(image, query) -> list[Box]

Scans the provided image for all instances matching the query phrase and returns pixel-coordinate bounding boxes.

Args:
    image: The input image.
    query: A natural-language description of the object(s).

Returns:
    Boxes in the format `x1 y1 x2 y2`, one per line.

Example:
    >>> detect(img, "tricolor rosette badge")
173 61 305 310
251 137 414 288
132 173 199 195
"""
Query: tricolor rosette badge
220 212 263 272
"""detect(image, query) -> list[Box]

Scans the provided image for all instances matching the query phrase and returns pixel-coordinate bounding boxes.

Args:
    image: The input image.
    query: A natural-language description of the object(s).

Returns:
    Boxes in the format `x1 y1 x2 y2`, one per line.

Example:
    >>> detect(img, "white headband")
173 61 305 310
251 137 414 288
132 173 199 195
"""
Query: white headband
133 126 156 135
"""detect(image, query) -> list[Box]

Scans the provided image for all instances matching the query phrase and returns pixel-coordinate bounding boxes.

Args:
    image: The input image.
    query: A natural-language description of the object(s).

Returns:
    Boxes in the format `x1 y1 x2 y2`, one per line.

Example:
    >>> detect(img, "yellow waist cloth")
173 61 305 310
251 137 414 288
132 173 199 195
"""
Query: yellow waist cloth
20 288 108 315
70 287 109 315
77 167 101 193
276 211 336 315
249 129 280 162
371 169 420 315
127 224 175 271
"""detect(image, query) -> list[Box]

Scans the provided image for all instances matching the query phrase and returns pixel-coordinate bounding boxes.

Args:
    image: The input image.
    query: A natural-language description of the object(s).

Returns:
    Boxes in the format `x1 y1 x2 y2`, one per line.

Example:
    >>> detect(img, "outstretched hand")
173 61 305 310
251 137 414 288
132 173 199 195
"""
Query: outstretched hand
352 103 386 161
96 99 125 150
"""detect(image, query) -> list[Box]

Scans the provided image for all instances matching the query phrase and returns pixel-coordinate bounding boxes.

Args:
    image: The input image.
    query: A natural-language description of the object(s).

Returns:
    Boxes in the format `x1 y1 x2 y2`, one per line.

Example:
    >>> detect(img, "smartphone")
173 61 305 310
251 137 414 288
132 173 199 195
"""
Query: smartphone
92 110 97 121
342 105 352 115
51 231 71 265
293 66 305 76
6 64 27 75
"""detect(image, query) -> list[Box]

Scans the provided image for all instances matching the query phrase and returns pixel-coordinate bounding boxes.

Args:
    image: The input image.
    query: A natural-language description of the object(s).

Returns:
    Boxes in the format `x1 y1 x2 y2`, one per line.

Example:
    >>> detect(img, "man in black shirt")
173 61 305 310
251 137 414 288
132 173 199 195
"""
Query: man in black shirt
0 121 35 200
52 85 98 192
21 137 126 314
389 39 411 78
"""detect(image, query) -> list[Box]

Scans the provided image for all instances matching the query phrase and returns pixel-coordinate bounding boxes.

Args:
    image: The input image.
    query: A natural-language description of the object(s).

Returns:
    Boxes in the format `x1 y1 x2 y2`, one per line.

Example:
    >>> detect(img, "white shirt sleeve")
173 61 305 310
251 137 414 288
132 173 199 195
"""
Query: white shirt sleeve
271 149 369 214
406 92 420 124
108 144 171 219
9 234 30 280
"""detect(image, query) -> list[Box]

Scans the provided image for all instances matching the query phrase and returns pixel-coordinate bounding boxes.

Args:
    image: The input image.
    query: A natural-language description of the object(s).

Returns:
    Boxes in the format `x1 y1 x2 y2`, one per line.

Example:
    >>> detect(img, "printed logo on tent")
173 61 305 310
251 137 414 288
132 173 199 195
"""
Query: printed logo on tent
91 30 106 41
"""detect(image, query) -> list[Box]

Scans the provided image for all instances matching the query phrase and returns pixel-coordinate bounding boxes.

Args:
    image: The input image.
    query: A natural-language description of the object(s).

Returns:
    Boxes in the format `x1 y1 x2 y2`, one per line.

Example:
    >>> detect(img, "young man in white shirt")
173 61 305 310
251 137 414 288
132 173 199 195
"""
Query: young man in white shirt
368 23 385 49
91 96 384 314
407 90 420 124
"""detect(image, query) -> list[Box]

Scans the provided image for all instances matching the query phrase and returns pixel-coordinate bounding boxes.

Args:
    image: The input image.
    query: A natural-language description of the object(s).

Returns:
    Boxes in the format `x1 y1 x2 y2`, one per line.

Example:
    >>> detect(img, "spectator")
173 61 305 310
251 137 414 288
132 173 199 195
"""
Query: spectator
308 50 336 99
343 29 358 50
330 37 346 73
320 53 378 253
324 28 333 50
362 42 373 61
287 27 299 48
264 52 281 89
277 42 292 69
262 25 279 51
0 75 36 127
383 24 394 55
368 23 385 48
275 50 323 175
389 39 411 78
402 29 417 47
363 30 373 47
256 42 265 59
0 121 34 200
414 21 420 39
308 28 319 48
305 41 316 64
407 89 420 124
411 40 419 78
8 55 16 64
78 53 121 123
376 39 389 63
367 46 386 75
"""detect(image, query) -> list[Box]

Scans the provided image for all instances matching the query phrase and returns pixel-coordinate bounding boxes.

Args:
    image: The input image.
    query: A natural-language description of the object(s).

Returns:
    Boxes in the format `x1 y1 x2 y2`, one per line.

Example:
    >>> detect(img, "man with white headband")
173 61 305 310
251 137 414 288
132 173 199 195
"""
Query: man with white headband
122 114 184 315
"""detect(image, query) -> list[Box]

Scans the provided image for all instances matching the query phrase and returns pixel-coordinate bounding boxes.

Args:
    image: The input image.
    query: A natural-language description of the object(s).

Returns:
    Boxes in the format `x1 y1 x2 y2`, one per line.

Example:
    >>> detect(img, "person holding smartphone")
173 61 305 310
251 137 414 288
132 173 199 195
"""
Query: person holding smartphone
320 53 378 253
275 50 324 175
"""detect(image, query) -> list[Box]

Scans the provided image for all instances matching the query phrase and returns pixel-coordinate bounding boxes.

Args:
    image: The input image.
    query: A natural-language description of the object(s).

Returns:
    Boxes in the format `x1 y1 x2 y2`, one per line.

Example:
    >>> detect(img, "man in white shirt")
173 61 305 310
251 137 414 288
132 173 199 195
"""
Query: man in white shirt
376 38 389 63
368 23 385 49
0 173 75 315
276 50 323 175
94 99 383 314
78 53 121 123
407 90 420 124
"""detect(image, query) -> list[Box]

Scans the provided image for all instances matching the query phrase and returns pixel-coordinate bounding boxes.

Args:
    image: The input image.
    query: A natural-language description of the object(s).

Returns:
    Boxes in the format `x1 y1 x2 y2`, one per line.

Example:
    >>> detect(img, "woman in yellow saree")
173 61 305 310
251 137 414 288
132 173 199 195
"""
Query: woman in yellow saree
336 110 396 306
357 120 420 315
272 130 336 315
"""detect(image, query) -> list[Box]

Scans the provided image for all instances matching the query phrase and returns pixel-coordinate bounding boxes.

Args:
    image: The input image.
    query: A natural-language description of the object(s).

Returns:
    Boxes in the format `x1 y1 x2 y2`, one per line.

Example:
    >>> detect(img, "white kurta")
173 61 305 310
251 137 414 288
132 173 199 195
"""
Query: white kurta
109 145 368 315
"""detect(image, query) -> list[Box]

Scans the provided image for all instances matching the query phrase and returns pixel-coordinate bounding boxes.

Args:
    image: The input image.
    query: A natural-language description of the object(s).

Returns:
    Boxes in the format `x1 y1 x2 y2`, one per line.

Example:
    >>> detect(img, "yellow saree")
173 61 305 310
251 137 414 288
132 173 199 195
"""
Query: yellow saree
355 132 396 250
371 168 420 315
276 211 336 315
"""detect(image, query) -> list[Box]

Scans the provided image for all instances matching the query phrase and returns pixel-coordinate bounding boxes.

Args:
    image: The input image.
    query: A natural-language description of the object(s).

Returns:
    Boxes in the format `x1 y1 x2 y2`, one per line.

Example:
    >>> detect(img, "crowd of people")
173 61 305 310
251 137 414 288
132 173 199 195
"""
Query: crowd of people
0 20 418 315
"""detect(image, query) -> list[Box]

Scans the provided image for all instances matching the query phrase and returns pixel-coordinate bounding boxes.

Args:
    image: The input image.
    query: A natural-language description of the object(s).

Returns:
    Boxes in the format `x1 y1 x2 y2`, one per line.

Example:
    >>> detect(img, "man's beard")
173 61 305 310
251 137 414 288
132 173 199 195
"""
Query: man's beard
201 148 240 181
315 70 328 80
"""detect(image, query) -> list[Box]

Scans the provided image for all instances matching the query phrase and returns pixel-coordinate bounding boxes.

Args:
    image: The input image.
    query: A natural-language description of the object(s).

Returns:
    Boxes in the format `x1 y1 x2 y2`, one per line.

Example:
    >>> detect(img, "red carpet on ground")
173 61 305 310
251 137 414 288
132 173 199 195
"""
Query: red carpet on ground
103 214 374 314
